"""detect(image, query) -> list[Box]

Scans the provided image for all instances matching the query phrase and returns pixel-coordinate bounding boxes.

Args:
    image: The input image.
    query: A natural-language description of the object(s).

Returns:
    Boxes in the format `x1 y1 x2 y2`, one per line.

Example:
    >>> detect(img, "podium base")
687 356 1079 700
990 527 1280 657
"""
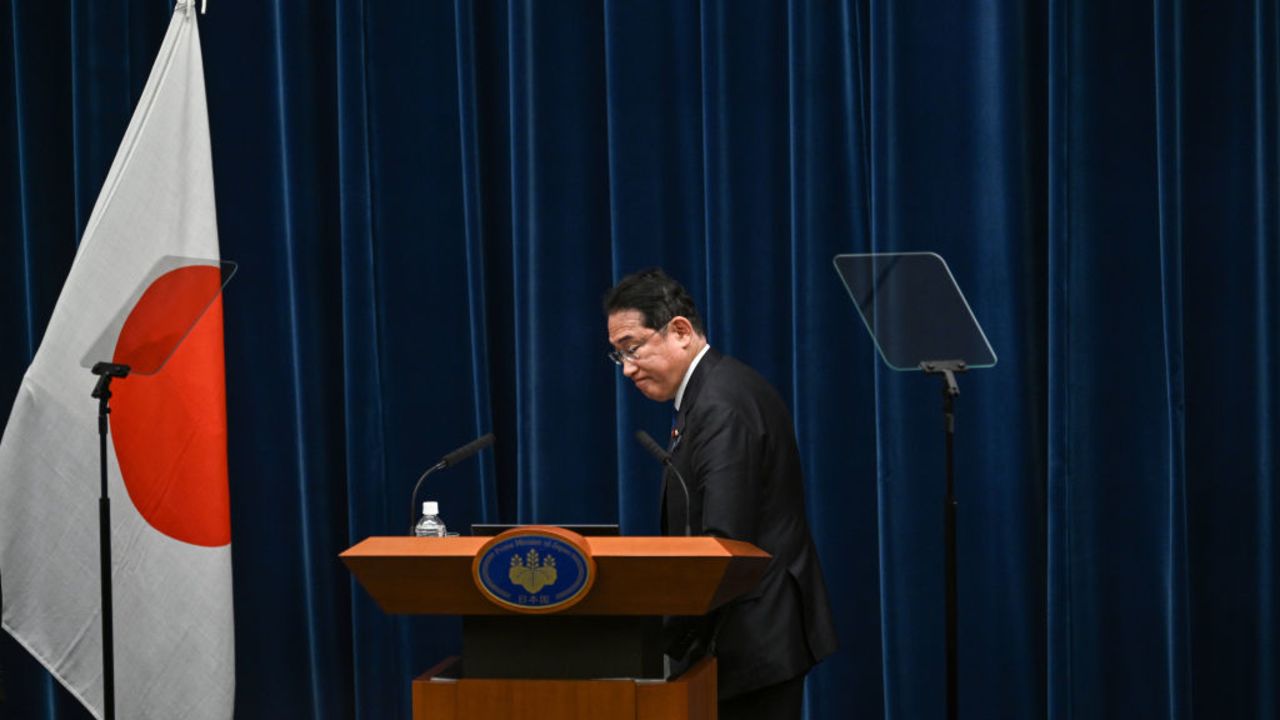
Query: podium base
413 655 717 720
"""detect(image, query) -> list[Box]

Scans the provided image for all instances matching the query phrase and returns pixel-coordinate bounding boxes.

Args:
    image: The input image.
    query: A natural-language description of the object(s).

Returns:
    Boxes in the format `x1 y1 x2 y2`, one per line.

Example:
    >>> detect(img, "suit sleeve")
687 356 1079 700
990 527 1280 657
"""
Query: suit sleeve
688 402 761 541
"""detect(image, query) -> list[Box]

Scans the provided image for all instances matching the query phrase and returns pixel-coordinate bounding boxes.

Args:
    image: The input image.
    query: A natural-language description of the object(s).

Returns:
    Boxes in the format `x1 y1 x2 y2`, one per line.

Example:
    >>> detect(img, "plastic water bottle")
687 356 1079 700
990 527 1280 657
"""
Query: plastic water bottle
414 501 447 537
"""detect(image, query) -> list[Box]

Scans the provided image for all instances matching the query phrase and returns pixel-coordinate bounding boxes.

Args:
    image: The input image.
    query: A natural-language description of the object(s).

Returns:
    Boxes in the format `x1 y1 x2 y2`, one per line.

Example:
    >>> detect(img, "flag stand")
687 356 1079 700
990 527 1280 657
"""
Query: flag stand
90 362 130 720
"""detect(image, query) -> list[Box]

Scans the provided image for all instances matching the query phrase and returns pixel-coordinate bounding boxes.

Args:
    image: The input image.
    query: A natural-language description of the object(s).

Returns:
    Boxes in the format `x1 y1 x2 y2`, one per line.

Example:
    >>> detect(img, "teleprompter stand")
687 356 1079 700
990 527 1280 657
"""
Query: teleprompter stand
81 257 235 720
834 252 997 720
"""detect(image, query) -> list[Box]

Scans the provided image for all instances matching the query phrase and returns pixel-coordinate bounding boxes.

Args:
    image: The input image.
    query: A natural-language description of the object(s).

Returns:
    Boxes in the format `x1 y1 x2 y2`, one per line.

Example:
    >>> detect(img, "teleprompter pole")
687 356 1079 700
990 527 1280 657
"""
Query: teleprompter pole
91 362 130 720
921 359 964 720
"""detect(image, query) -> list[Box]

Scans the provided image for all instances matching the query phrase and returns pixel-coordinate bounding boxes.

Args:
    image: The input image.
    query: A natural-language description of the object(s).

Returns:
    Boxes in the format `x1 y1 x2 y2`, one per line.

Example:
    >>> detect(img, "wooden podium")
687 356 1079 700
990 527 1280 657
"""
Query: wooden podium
341 530 770 720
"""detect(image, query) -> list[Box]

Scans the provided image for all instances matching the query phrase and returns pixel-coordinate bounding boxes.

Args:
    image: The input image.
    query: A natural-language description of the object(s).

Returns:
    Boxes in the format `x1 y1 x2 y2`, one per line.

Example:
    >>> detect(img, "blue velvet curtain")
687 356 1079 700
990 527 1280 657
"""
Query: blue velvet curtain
1 1 1276 719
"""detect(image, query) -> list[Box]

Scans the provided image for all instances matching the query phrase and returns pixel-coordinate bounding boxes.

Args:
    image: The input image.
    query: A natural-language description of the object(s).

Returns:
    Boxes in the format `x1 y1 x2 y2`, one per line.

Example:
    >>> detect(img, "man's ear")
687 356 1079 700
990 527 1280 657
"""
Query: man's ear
669 316 696 343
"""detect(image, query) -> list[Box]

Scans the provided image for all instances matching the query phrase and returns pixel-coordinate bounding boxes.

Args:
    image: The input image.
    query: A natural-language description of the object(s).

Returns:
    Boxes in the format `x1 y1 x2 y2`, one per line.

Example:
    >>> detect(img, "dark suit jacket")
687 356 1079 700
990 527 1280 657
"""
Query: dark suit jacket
662 348 838 698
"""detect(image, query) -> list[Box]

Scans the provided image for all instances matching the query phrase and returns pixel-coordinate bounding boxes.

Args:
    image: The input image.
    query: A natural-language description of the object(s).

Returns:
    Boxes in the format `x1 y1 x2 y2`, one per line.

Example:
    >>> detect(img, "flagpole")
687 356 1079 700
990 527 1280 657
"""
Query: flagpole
91 362 130 720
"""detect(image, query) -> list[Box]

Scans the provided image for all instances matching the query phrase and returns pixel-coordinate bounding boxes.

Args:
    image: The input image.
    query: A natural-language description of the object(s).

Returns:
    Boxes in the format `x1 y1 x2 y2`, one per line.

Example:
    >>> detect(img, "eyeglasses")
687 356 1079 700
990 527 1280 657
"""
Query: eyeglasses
607 323 669 366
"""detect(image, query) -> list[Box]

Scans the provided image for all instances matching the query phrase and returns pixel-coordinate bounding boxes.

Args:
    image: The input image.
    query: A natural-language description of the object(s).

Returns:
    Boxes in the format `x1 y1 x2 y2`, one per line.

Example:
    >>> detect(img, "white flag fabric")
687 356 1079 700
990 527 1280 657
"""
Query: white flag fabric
0 5 234 719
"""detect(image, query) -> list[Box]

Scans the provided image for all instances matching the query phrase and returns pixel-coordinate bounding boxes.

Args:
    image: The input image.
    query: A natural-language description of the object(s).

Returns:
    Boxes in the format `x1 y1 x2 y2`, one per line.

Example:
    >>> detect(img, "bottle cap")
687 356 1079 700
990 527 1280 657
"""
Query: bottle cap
422 501 439 516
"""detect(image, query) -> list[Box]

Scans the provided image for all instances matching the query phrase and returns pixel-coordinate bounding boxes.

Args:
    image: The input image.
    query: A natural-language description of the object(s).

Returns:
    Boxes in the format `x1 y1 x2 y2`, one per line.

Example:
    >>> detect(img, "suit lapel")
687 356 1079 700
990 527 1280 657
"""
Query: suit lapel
662 348 722 535
674 347 722 437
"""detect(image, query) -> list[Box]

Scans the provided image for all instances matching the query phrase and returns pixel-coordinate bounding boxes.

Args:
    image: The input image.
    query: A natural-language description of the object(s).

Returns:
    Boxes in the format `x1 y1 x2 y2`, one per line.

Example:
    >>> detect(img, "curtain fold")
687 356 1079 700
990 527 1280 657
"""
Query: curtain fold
1 2 1276 719
1153 1 1193 717
335 0 394 717
451 0 500 528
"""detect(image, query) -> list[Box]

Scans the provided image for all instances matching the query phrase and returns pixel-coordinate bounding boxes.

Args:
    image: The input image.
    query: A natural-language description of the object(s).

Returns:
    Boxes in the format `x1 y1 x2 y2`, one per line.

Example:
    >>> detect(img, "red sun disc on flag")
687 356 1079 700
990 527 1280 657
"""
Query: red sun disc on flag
110 265 231 547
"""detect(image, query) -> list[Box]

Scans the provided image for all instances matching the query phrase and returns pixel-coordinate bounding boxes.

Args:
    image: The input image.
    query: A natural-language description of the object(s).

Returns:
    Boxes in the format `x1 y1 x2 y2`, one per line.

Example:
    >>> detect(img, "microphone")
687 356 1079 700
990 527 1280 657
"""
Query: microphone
635 430 691 536
441 433 495 468
409 433 495 533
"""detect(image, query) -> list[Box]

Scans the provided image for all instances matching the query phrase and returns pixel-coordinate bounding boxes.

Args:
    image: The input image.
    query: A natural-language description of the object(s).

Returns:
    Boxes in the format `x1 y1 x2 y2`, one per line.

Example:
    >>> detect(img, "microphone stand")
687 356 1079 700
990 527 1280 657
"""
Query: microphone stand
633 431 691 536
408 433 495 533
90 361 130 720
662 459 692 537
921 359 964 720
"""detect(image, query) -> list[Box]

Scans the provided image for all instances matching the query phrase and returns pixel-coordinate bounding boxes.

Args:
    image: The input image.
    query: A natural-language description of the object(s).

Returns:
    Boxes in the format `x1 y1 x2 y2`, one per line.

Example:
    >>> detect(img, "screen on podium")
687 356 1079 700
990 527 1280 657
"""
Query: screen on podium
469 524 620 537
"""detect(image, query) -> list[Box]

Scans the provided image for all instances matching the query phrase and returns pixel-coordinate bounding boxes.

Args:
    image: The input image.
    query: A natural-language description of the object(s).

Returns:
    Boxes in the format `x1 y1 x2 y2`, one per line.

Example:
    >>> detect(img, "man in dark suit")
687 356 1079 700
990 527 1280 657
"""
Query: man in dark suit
605 268 837 720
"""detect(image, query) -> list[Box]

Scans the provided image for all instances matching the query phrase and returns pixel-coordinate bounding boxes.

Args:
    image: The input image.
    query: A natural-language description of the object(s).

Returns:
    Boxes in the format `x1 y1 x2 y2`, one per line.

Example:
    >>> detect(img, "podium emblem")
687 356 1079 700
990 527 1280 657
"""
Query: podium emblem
473 526 596 613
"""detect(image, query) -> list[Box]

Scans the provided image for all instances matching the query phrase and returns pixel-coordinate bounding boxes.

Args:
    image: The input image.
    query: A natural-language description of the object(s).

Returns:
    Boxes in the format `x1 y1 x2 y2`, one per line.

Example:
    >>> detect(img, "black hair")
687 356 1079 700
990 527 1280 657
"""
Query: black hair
603 267 705 335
